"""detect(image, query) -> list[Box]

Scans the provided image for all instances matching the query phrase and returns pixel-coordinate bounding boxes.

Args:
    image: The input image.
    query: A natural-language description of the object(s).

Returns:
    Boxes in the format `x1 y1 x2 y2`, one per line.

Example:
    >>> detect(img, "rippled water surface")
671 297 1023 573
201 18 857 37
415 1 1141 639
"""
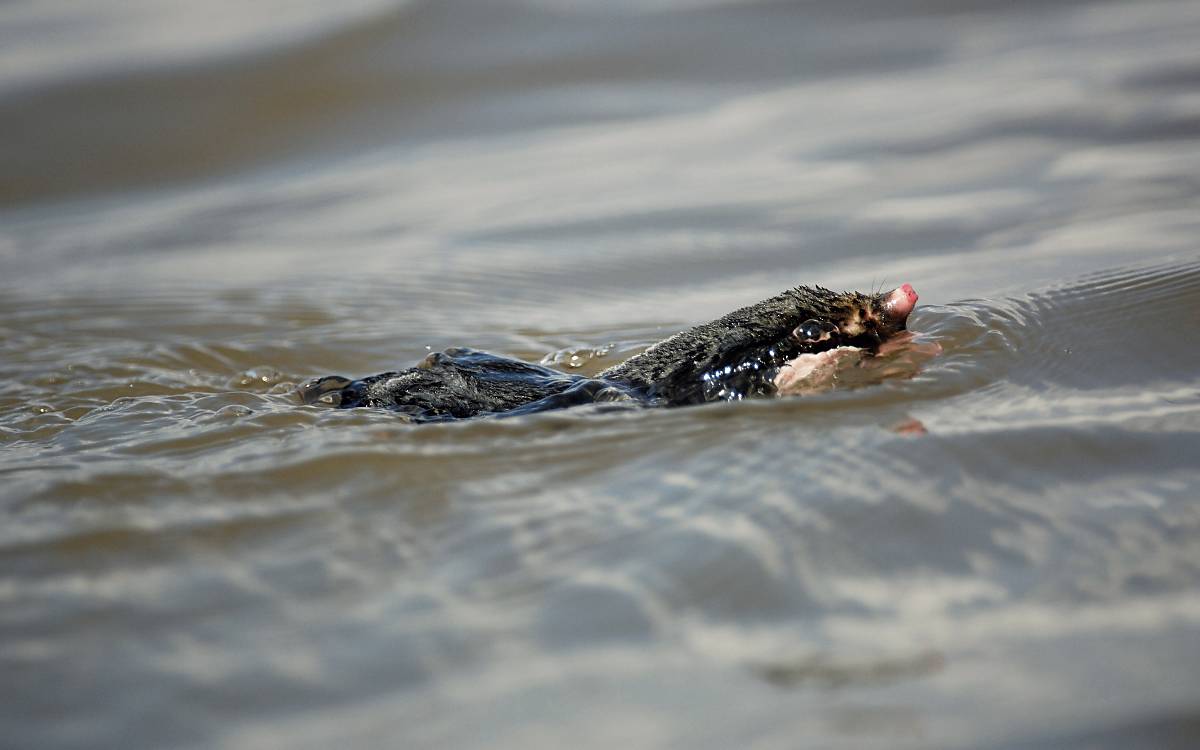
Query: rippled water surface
3 1 1200 748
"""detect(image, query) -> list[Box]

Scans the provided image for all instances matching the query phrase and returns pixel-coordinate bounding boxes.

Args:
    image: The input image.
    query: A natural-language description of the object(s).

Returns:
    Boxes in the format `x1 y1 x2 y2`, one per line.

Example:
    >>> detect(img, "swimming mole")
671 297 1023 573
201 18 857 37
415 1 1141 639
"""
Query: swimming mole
300 283 920 422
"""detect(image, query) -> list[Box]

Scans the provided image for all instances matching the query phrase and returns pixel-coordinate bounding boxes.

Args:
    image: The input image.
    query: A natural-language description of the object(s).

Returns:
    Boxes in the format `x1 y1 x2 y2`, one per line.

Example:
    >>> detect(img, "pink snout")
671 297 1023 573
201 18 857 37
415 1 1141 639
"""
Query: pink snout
882 283 918 322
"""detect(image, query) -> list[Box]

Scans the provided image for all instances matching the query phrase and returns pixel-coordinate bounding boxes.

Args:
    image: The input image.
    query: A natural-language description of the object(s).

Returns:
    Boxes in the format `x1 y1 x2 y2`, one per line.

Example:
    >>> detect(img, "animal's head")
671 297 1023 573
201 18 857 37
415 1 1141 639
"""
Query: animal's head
786 283 918 352
696 284 919 401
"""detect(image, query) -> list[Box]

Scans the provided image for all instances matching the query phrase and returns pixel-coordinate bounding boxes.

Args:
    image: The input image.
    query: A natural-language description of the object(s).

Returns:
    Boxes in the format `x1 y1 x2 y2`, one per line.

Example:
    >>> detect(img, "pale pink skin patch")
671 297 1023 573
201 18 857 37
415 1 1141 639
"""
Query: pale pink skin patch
773 346 864 395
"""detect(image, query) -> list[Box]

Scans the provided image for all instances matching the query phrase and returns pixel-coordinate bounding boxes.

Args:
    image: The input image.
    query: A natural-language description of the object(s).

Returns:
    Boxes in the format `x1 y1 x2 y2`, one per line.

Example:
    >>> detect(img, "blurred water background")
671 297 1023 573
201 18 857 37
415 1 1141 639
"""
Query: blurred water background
3 1 1200 748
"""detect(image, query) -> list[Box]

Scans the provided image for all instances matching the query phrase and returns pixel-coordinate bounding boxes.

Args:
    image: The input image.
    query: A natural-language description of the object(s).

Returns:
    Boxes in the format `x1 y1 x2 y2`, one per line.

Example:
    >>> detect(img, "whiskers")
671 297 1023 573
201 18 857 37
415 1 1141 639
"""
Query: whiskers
870 277 891 300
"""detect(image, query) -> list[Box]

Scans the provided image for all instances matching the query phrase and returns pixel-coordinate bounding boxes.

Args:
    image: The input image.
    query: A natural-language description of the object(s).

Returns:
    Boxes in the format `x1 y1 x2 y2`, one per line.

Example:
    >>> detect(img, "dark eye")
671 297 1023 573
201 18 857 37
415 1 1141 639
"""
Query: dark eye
794 319 837 343
798 321 822 340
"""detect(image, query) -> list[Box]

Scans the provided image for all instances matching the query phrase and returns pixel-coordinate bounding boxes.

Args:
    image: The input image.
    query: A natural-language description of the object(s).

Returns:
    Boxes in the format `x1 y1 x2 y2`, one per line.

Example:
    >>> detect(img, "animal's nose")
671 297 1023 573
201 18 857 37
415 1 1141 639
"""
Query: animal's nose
882 284 918 322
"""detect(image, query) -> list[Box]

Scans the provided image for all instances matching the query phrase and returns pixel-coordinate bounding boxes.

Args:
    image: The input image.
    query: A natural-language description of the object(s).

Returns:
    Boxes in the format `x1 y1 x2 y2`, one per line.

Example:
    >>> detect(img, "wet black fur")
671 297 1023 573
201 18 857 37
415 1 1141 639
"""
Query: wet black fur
301 285 907 422
599 285 899 404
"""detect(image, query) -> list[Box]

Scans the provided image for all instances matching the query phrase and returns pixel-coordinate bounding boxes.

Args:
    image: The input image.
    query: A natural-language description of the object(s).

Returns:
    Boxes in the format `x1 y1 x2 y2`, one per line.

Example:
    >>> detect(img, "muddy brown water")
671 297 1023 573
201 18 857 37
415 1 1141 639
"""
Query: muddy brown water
3 1 1200 748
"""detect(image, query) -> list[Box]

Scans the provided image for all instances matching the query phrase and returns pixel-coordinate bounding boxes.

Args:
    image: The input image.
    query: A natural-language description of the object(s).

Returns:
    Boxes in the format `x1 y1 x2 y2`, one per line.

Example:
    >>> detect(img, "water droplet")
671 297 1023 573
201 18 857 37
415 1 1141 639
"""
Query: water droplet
216 404 253 418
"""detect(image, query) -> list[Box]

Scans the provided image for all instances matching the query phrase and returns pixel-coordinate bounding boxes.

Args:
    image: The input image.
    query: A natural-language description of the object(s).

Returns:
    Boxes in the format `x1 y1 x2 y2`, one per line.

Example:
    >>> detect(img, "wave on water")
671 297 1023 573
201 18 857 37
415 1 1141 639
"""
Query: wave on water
3 0 1200 747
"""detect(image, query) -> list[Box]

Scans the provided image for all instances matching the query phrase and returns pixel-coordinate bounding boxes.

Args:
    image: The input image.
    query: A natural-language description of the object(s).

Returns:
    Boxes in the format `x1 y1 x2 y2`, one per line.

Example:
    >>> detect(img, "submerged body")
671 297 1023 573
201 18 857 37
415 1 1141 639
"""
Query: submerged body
301 284 920 421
